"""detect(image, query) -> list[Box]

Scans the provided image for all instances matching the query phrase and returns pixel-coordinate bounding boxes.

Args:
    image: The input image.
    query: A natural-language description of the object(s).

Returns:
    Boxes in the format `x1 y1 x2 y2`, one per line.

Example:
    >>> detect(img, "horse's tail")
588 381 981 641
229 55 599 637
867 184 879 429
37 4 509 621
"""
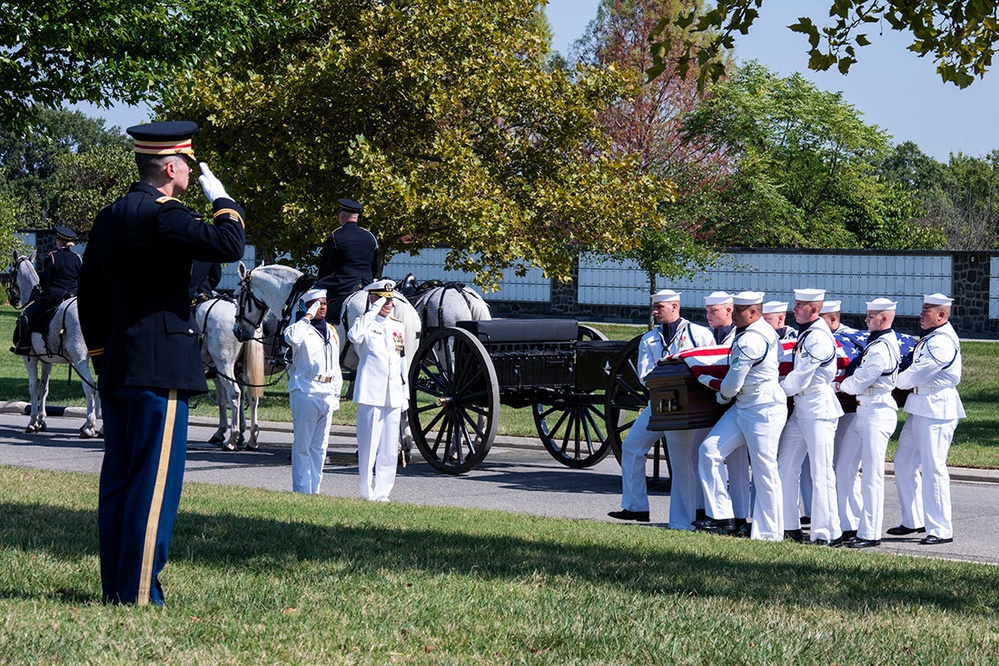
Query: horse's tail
244 337 265 398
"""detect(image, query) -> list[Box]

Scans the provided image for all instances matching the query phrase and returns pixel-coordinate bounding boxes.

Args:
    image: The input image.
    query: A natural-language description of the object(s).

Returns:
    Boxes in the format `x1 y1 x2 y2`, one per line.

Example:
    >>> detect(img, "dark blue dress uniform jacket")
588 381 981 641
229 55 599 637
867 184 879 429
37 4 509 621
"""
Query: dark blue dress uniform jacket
78 182 245 394
316 222 379 297
39 246 82 299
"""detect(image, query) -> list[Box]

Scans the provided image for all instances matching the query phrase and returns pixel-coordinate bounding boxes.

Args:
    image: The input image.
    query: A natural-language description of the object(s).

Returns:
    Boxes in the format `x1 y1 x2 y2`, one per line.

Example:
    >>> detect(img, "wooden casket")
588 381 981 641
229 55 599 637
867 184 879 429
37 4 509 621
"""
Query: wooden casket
645 359 729 431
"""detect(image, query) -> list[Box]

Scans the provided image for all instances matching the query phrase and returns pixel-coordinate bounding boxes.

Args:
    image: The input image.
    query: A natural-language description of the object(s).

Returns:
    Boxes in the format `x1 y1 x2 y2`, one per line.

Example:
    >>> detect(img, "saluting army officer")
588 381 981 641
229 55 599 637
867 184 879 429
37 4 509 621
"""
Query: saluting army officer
835 298 902 548
777 289 843 546
349 279 408 502
890 293 965 545
78 121 245 606
316 198 379 324
694 291 787 541
609 289 713 528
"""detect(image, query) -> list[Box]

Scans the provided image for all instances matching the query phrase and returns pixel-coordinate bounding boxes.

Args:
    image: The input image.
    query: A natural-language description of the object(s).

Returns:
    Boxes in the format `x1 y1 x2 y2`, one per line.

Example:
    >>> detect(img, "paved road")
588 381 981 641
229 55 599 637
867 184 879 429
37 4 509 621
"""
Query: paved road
1 410 996 566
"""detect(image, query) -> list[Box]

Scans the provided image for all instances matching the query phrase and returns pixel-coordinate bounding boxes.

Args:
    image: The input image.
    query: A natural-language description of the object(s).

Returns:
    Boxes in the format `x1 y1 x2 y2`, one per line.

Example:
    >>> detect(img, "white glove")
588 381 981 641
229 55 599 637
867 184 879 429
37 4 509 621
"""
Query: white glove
697 374 716 389
305 301 321 319
371 297 387 312
832 381 842 393
716 392 732 405
198 163 230 203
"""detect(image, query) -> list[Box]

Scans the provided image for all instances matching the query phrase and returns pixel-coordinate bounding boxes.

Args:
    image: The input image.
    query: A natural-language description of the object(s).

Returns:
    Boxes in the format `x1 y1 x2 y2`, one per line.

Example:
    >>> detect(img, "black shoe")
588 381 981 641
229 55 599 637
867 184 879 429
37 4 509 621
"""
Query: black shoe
733 521 751 538
608 509 650 523
784 529 804 543
693 517 735 534
848 538 882 549
920 535 953 545
829 530 857 548
695 508 708 522
886 524 926 536
800 515 811 526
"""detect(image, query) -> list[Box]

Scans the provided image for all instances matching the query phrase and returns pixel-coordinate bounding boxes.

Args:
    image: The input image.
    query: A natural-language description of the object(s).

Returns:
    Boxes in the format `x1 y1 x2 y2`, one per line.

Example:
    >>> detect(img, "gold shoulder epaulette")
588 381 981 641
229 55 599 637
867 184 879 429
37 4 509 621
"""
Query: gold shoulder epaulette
155 196 181 204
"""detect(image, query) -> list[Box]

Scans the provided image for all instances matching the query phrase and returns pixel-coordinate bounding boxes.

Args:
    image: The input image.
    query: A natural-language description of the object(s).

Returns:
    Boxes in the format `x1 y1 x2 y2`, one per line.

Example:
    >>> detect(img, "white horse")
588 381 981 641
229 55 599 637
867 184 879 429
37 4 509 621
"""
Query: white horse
7 251 100 437
402 277 492 329
195 295 265 451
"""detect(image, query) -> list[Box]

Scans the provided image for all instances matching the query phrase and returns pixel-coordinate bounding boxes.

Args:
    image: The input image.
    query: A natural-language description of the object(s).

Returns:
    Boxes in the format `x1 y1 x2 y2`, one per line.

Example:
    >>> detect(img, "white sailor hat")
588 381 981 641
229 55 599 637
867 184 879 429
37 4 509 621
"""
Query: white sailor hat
301 287 327 303
923 293 953 306
364 279 396 298
819 300 842 314
732 290 764 306
704 291 733 305
652 289 681 303
762 301 789 314
865 298 897 311
793 288 825 302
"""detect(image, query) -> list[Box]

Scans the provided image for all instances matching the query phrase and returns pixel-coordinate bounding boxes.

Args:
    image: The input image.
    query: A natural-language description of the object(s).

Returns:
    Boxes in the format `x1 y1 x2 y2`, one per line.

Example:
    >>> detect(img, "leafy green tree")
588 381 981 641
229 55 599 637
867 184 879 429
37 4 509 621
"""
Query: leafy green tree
0 178 27 267
161 0 672 288
648 0 999 88
682 61 942 249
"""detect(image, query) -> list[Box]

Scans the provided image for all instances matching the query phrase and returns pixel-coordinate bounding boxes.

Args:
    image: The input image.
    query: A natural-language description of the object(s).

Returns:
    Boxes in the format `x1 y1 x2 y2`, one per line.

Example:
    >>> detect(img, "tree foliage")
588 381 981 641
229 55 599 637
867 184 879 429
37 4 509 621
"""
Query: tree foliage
160 0 673 288
682 61 943 249
649 0 999 88
0 0 314 131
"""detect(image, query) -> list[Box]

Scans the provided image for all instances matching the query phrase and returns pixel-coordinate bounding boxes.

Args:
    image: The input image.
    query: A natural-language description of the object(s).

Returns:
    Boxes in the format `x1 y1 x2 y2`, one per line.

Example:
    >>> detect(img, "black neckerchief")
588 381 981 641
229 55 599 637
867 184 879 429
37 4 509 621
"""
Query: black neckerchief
868 328 892 344
713 323 734 345
660 319 681 348
920 323 945 337
798 318 818 333
310 317 329 342
776 326 789 339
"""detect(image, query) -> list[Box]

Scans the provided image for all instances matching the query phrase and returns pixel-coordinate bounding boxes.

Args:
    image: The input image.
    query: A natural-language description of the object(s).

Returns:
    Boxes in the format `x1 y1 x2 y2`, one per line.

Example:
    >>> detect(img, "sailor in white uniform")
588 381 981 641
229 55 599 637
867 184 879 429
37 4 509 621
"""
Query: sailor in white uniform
348 279 408 502
890 293 965 545
609 289 713 527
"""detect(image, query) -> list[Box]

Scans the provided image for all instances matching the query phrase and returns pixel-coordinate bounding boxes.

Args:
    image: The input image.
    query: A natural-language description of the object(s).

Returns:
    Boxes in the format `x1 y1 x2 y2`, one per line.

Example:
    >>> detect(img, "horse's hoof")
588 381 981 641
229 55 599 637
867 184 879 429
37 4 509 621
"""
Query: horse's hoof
246 441 259 452
79 427 96 439
38 422 46 432
222 441 237 452
25 425 36 434
208 433 225 445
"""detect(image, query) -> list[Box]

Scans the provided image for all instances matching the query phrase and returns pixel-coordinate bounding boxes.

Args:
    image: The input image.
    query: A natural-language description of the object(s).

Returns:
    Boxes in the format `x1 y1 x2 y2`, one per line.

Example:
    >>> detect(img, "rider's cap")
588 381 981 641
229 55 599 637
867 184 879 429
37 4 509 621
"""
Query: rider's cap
301 287 327 304
126 121 198 159
337 198 363 214
53 226 77 242
364 279 395 298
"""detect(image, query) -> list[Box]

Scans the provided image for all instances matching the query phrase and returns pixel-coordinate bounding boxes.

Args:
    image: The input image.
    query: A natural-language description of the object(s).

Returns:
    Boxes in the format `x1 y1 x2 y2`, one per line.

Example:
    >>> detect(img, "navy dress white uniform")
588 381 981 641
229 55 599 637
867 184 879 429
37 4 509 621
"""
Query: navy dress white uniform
837 298 902 547
892 293 965 544
78 121 245 606
611 289 713 528
316 198 379 321
284 287 343 494
777 289 844 544
697 292 787 541
349 279 408 502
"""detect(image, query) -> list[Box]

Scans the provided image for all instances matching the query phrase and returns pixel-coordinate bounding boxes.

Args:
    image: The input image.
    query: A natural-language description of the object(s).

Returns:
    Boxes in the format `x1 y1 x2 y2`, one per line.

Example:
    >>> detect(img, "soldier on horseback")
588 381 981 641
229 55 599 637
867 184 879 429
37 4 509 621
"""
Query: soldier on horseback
12 226 81 355
315 198 379 322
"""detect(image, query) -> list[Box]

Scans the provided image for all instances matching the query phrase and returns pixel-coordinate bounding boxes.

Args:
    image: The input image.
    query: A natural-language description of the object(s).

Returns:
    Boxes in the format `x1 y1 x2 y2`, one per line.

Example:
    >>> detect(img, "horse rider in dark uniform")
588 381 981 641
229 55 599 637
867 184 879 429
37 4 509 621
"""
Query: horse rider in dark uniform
77 120 246 606
12 226 82 355
189 260 222 304
315 198 379 324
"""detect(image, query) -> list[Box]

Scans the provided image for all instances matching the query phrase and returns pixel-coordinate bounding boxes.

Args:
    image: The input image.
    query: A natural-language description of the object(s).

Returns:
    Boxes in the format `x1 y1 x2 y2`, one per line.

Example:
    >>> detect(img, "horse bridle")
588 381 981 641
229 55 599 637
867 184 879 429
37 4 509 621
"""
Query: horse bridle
235 269 270 335
6 256 31 308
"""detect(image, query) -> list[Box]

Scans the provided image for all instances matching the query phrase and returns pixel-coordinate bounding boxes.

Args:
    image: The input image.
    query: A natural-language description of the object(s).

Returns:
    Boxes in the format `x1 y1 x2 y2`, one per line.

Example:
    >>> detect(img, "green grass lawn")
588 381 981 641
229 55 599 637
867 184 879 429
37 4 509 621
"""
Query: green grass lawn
1 306 996 467
1 466 997 664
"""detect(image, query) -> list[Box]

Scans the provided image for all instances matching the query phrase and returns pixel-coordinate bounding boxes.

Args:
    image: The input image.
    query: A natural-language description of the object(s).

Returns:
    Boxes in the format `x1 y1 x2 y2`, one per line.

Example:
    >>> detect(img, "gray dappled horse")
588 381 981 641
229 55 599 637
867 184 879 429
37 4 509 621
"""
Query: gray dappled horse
7 251 100 437
399 275 492 330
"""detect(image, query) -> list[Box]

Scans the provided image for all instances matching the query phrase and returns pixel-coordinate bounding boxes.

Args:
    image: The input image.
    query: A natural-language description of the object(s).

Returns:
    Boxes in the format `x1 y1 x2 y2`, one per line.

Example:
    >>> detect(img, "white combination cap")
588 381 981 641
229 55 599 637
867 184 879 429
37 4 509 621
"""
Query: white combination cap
793 288 825 302
923 293 953 306
301 287 327 303
651 289 681 303
364 279 396 297
732 291 764 306
704 291 733 305
866 298 897 311
820 300 842 314
762 301 789 314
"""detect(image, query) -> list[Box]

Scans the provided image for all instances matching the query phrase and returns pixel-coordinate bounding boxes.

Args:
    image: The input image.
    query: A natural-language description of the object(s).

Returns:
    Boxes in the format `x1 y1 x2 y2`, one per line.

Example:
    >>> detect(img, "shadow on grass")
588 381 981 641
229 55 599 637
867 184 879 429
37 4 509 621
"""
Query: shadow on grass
1 498 995 617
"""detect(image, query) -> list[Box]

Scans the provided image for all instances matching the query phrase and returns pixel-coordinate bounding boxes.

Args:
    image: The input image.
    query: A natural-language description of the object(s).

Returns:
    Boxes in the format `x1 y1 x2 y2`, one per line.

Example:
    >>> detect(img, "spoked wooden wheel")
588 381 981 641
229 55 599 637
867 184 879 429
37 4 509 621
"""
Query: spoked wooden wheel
604 334 665 464
407 327 499 474
532 323 612 468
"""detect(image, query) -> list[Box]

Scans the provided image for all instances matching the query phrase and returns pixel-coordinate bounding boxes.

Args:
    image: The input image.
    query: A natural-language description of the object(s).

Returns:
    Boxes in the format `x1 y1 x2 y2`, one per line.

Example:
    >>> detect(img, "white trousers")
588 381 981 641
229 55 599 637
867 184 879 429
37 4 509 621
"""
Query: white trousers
894 415 958 539
777 411 841 541
833 412 862 532
289 391 338 494
356 404 401 502
853 404 898 540
699 400 787 541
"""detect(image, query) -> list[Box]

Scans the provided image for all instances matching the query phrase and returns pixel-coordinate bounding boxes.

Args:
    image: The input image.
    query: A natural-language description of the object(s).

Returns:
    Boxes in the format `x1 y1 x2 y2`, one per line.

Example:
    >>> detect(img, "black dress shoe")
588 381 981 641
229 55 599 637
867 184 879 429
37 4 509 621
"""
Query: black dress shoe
608 509 650 523
800 515 811 526
886 524 926 536
829 530 857 548
848 538 881 549
811 539 832 547
733 522 752 538
693 517 735 534
920 535 953 545
783 529 804 543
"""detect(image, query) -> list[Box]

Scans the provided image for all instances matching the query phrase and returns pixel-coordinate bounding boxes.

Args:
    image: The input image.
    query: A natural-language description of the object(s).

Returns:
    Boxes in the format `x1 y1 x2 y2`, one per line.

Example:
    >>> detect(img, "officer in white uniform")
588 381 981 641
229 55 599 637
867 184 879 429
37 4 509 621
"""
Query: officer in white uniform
890 293 965 545
284 287 343 494
695 291 787 541
609 289 713 527
349 279 408 502
835 298 902 548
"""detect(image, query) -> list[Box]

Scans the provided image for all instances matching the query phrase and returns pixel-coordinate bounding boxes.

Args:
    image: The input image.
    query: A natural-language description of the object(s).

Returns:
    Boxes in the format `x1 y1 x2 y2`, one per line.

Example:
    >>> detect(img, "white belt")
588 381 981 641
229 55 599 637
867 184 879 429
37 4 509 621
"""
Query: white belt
796 383 832 396
739 381 776 395
860 387 892 396
304 372 336 383
912 385 947 395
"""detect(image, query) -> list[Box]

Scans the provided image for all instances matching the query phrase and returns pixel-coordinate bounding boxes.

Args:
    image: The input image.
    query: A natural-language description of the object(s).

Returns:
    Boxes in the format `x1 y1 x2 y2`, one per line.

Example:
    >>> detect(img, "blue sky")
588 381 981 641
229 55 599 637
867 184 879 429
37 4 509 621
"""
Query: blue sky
80 1 998 163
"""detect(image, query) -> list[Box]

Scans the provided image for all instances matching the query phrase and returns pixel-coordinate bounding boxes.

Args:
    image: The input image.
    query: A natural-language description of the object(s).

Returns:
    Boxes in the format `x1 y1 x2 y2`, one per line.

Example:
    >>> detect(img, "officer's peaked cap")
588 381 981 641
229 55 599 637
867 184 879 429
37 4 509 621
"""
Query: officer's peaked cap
126 121 198 159
338 198 363 214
